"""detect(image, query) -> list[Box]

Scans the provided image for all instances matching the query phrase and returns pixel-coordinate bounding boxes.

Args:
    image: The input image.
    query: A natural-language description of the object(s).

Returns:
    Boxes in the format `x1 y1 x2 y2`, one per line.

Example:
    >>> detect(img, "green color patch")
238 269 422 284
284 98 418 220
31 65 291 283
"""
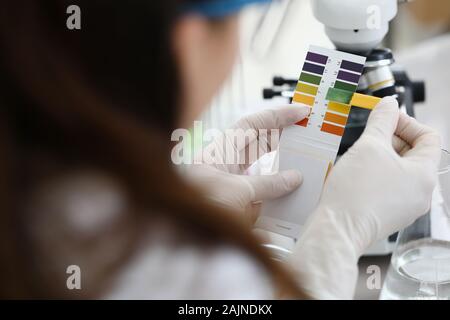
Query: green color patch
334 81 358 92
299 72 321 86
326 87 354 104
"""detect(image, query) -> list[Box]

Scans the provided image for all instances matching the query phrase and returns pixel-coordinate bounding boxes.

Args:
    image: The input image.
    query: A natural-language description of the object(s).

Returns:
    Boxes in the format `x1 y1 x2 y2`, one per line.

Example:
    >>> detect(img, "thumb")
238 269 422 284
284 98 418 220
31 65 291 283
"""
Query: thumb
240 170 303 202
363 96 400 142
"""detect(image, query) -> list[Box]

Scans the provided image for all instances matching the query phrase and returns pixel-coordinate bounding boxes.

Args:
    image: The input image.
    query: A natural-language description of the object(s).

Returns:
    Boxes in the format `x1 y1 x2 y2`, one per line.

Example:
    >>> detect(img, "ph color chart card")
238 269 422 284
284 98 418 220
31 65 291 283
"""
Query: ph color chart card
256 46 366 239
283 45 366 163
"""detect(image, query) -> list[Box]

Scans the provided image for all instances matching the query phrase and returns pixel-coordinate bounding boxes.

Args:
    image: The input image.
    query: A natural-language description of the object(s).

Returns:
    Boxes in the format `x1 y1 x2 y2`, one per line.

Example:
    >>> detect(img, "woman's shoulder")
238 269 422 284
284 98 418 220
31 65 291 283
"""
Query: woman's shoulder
105 241 274 299
27 170 274 299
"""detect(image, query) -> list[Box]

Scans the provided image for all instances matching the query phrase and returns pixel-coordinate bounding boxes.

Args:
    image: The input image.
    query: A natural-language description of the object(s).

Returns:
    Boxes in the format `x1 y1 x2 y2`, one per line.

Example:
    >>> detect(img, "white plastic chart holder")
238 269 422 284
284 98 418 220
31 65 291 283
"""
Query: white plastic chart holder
255 46 366 239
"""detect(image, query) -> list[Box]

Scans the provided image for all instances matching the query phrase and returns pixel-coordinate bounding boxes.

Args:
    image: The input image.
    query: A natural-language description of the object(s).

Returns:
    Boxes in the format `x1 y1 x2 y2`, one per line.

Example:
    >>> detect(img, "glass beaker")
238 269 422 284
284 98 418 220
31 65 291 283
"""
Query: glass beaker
380 150 450 300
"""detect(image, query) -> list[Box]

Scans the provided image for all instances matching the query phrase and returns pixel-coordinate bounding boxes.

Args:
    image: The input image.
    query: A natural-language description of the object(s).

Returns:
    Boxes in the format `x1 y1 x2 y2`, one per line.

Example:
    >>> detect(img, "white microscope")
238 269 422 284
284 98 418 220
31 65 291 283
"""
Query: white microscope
263 0 426 255
313 0 398 53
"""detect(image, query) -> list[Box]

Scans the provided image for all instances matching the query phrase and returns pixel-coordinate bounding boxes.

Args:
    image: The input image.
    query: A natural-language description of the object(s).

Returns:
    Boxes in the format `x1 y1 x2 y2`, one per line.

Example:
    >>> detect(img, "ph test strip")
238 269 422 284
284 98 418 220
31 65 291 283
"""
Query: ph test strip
292 47 365 139
289 45 367 150
326 87 382 110
292 49 328 127
320 58 365 136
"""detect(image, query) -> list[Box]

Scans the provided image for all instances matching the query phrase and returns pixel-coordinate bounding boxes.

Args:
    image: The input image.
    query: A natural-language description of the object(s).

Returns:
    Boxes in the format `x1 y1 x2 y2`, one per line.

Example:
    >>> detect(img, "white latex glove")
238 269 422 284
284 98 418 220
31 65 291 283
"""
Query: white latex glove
289 97 441 299
185 105 310 223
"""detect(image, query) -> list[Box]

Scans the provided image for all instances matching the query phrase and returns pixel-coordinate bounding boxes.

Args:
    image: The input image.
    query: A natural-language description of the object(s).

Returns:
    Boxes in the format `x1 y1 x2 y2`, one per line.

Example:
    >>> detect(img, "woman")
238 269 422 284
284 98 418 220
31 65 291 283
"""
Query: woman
0 0 441 299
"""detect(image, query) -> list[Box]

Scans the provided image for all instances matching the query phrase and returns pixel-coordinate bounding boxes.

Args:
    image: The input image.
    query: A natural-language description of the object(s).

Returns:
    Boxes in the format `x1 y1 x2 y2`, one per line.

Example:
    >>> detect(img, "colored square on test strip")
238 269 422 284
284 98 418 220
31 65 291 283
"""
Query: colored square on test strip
324 112 348 126
293 92 315 106
299 72 322 86
341 60 364 74
306 51 328 65
334 80 358 92
326 87 353 104
321 122 345 136
296 82 318 96
337 70 360 84
327 101 351 115
297 118 308 127
302 62 325 75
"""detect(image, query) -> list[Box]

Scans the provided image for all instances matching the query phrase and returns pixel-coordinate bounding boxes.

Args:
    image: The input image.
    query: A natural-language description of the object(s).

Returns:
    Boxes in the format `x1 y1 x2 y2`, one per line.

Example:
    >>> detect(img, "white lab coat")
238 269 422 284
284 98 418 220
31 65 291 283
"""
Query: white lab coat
106 242 274 299
27 172 274 299
397 33 450 150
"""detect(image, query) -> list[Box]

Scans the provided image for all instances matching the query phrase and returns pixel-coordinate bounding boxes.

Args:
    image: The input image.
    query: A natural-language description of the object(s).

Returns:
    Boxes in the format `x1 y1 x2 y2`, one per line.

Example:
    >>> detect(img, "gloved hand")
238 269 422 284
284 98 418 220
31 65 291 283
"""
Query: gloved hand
289 97 441 299
184 105 310 223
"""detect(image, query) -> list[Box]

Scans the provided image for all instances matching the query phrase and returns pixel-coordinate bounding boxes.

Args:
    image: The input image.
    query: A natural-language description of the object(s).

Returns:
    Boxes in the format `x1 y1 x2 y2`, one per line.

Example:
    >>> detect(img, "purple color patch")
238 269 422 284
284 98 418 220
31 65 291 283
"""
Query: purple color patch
306 51 328 65
341 60 364 74
337 70 360 84
303 62 325 75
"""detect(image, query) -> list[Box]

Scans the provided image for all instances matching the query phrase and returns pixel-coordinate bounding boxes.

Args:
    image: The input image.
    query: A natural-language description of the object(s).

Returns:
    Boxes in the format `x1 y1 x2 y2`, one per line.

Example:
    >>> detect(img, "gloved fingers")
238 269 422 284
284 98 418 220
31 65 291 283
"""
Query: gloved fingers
238 129 278 169
218 105 308 165
221 130 274 171
248 202 262 224
225 127 259 153
395 113 441 167
239 170 303 202
238 139 266 170
392 135 411 156
231 104 310 134
199 127 277 173
198 129 256 173
362 96 400 143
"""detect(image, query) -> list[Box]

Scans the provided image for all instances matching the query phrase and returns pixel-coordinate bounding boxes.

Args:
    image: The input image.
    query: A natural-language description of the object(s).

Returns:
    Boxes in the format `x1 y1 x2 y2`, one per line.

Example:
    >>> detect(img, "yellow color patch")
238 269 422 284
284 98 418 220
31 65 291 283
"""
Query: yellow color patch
327 101 351 115
296 82 318 96
293 93 315 106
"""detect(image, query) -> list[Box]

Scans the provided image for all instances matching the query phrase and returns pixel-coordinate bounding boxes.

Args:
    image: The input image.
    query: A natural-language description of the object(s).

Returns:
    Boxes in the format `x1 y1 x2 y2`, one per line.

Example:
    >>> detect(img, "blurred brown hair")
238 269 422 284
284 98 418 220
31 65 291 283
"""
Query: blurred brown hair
0 0 306 298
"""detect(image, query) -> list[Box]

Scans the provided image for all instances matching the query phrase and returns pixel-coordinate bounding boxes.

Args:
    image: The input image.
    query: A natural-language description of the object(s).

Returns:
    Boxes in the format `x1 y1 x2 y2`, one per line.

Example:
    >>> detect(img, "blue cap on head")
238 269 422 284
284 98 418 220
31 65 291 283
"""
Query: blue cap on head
182 0 272 18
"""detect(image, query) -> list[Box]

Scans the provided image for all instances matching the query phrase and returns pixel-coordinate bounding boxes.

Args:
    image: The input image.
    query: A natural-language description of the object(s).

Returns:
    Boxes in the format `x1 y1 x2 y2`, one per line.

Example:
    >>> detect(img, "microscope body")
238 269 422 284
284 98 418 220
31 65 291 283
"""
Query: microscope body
311 0 424 155
312 0 398 54
264 0 424 154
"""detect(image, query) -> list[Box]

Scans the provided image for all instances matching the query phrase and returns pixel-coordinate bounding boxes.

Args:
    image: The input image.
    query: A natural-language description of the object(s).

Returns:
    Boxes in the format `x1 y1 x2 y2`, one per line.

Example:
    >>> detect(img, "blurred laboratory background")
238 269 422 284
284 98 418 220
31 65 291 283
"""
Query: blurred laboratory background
201 0 450 150
199 0 450 299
